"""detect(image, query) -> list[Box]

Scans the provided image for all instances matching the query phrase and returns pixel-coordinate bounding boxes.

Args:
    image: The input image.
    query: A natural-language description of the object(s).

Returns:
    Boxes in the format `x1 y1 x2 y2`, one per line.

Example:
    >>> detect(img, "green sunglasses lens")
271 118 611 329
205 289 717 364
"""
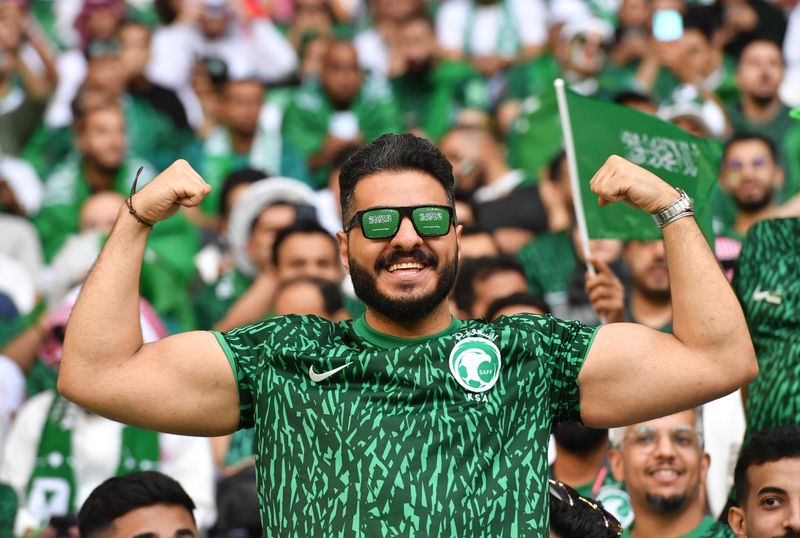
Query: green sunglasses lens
412 207 451 236
361 208 401 239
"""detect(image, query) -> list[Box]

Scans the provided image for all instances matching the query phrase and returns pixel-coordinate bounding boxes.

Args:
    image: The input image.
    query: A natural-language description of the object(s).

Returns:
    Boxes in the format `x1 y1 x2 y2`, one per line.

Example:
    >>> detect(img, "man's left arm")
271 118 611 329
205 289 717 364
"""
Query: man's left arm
577 156 757 428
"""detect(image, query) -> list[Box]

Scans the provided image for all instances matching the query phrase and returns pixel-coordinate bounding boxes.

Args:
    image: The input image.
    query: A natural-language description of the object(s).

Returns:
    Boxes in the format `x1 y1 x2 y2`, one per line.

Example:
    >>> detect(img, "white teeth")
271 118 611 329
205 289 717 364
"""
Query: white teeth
387 262 424 272
654 470 678 478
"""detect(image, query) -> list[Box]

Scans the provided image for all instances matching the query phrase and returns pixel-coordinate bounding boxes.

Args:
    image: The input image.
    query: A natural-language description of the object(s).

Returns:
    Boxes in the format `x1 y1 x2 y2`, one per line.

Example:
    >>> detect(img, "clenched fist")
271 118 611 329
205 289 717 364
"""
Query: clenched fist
130 160 211 224
590 155 680 214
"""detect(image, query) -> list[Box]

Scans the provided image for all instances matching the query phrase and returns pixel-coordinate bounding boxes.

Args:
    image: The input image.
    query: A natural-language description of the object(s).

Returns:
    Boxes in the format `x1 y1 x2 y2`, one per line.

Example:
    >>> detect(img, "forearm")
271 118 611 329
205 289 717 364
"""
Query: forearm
664 217 751 353
60 207 150 384
1 317 46 374
214 273 276 332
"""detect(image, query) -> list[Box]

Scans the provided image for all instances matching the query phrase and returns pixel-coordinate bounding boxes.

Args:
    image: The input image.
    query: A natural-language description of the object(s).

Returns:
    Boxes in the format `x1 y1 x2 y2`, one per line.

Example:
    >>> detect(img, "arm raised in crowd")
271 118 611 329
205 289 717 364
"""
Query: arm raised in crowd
58 161 240 436
578 156 758 427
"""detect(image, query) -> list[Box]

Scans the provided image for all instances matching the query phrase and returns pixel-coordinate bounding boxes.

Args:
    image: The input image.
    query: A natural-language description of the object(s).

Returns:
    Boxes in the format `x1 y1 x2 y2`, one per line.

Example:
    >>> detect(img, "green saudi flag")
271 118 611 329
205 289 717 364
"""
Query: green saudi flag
561 90 719 242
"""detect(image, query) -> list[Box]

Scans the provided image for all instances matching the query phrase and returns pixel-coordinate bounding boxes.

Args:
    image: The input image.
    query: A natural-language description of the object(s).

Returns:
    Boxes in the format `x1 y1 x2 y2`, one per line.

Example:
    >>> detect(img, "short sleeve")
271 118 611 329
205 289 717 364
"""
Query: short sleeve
509 314 598 423
211 320 276 430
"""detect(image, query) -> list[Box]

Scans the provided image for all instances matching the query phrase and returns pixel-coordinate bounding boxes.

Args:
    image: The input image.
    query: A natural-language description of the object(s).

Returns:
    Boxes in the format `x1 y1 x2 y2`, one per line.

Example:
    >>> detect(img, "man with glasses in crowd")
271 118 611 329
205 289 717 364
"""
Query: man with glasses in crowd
608 409 731 537
58 133 756 534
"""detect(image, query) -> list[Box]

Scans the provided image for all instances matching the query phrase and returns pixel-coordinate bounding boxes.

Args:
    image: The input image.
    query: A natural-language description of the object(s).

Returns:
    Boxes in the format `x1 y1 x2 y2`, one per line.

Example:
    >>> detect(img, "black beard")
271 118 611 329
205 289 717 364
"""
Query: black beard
735 190 774 213
778 533 800 538
553 423 608 454
348 247 458 323
645 494 687 514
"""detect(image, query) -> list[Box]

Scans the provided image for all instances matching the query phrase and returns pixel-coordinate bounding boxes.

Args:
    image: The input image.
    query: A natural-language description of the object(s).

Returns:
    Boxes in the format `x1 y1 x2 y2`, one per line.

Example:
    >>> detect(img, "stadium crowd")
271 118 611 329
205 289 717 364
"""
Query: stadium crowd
0 0 799 535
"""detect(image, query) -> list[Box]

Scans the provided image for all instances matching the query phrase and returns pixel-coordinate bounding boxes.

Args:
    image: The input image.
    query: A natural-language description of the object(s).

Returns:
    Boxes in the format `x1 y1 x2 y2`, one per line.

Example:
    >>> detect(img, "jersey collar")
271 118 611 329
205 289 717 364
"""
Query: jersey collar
352 315 462 349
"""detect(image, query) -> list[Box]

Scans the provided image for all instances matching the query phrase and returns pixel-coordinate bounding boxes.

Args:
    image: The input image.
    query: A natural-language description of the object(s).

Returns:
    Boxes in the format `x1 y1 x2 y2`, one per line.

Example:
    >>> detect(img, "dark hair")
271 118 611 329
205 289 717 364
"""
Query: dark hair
547 150 566 183
272 220 338 267
219 168 267 219
485 291 550 320
331 146 360 173
550 481 622 538
723 132 778 164
338 133 456 226
272 275 344 317
683 10 714 42
612 91 656 110
78 471 196 537
402 11 434 30
154 0 178 24
739 39 784 64
733 426 800 505
453 255 527 314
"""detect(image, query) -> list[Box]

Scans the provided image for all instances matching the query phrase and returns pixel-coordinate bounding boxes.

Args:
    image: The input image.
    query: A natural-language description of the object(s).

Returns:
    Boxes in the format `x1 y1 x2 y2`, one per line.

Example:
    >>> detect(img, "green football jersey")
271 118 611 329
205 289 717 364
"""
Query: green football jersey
213 313 597 536
733 218 800 440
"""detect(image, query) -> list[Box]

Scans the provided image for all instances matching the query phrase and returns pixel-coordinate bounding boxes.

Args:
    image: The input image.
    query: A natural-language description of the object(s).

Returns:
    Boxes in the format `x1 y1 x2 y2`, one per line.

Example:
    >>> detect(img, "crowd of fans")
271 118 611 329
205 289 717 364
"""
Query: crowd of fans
0 0 798 535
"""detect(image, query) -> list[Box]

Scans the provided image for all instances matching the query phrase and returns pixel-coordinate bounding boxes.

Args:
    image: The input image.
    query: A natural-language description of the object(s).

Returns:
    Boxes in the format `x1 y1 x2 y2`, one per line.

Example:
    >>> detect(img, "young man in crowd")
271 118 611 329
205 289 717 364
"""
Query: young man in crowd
728 426 800 537
59 134 756 534
78 471 198 538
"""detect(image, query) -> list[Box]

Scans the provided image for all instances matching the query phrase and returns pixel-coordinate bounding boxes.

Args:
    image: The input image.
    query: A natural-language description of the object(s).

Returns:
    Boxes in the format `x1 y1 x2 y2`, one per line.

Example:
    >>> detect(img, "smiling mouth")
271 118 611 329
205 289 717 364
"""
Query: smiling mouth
648 468 683 481
387 262 426 272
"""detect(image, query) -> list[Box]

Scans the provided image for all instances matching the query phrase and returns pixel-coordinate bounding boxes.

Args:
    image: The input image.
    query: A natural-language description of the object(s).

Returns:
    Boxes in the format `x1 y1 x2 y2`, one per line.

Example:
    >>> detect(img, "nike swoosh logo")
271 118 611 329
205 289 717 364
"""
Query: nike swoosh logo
752 288 783 305
309 362 353 383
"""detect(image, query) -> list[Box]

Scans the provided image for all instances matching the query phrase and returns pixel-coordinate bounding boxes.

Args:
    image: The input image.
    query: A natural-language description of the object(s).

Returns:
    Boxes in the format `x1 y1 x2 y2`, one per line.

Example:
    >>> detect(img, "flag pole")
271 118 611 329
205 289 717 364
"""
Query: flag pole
554 78 596 278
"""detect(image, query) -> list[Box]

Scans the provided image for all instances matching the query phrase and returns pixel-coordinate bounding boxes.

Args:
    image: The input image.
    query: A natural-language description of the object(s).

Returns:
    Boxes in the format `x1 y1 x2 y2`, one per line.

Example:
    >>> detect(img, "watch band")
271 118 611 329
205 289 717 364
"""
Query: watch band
651 188 694 228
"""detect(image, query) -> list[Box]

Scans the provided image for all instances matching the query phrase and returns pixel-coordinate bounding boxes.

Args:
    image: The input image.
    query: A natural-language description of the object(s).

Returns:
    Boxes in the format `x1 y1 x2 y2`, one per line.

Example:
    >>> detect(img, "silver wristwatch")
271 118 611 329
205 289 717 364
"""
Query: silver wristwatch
651 188 694 228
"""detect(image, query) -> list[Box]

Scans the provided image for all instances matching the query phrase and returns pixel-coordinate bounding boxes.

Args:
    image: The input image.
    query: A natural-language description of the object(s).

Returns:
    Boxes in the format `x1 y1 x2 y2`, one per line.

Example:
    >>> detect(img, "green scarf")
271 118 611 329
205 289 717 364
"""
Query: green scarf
25 395 159 524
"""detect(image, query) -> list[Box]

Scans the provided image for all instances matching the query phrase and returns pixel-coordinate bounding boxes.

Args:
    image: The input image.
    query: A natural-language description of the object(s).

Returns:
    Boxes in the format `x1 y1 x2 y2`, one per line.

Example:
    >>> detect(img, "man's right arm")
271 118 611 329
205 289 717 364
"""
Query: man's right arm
58 161 240 436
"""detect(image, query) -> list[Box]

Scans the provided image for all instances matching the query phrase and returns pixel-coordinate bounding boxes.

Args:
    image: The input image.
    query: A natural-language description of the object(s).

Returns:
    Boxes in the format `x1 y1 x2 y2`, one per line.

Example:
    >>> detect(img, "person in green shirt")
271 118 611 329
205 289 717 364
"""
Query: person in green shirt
608 409 733 537
58 134 756 535
390 13 489 142
201 78 311 217
282 39 402 188
32 99 199 289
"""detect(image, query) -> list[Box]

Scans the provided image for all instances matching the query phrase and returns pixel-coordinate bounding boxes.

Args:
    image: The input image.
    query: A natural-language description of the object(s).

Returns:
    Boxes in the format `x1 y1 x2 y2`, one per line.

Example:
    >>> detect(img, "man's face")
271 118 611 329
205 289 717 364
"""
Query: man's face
729 458 800 538
721 140 782 212
399 19 436 74
85 8 120 41
222 81 264 138
119 24 151 79
78 107 127 171
439 131 484 197
567 32 607 76
737 41 784 104
199 5 230 39
276 232 343 282
470 269 528 319
106 503 196 537
86 55 127 97
337 171 461 323
273 281 331 318
624 240 669 301
679 29 712 78
80 191 125 234
321 43 362 109
610 411 708 515
246 204 296 271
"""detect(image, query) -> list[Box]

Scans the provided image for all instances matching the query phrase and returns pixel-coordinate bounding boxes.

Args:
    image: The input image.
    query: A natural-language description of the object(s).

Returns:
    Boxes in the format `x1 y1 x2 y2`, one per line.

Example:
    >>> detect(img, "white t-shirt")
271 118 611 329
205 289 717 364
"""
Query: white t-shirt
436 0 547 58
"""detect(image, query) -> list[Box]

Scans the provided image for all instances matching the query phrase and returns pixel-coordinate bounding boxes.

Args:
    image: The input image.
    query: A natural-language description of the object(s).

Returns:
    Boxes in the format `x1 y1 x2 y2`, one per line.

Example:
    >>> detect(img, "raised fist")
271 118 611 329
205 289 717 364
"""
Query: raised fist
589 155 680 214
129 160 211 224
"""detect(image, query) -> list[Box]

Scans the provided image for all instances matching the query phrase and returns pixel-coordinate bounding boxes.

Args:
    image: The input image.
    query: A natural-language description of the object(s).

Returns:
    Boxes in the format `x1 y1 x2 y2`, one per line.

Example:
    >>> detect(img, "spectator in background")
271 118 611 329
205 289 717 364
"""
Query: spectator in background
716 134 789 249
608 410 729 537
621 240 672 331
697 0 786 59
435 0 547 104
355 0 424 79
45 0 125 129
147 0 297 91
0 298 216 535
200 77 310 221
282 39 402 188
728 427 800 538
78 471 198 538
391 13 489 142
271 275 347 320
484 291 548 320
554 17 614 98
453 255 529 319
0 2 57 155
459 226 501 259
439 125 549 254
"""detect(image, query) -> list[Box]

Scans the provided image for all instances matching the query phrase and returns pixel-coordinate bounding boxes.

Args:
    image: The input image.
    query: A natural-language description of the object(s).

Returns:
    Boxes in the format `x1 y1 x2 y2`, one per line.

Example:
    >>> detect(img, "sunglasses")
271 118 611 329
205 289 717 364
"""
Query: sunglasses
549 479 623 536
344 205 454 240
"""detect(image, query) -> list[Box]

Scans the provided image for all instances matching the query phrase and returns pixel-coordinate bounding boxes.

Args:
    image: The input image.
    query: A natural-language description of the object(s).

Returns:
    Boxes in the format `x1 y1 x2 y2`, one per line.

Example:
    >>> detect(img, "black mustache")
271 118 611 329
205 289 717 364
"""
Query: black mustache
375 248 437 271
